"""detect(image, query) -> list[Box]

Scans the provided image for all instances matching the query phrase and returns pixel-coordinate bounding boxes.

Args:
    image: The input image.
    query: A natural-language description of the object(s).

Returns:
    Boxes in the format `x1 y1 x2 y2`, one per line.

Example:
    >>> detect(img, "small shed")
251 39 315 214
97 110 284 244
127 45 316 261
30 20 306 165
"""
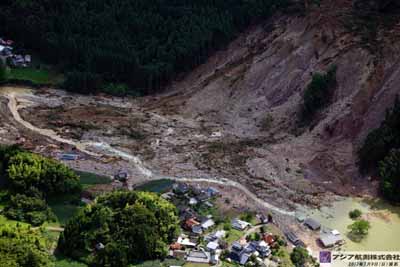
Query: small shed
285 231 300 245
304 218 321 231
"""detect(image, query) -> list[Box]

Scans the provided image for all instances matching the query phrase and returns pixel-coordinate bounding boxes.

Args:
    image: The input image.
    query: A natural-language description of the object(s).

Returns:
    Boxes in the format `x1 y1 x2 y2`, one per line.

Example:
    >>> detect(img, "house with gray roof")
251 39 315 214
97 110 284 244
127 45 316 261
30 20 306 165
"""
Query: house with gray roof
304 218 321 231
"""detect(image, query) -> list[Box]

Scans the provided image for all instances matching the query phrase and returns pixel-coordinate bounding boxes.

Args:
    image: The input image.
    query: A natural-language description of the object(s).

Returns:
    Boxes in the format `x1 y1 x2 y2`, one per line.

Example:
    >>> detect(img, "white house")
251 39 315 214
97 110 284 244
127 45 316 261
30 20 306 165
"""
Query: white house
231 218 251 230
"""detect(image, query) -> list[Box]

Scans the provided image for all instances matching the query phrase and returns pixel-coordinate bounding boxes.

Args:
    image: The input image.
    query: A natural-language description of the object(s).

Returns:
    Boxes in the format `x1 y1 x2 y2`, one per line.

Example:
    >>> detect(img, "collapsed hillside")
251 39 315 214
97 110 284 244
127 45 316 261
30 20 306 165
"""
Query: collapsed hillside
1 1 400 210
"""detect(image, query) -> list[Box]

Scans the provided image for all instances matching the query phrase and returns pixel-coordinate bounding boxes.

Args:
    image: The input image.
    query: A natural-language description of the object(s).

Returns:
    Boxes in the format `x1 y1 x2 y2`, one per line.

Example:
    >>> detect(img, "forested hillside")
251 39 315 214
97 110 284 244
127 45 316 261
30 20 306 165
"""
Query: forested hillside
0 0 292 95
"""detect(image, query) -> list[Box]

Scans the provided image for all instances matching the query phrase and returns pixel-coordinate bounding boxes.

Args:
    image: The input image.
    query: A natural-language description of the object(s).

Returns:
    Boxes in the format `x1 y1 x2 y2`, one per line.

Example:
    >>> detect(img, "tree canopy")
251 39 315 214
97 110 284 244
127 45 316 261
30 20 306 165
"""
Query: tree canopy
0 0 292 95
358 97 400 203
0 224 52 267
58 191 179 266
290 247 310 267
347 219 370 240
358 97 400 172
0 145 81 225
6 151 81 197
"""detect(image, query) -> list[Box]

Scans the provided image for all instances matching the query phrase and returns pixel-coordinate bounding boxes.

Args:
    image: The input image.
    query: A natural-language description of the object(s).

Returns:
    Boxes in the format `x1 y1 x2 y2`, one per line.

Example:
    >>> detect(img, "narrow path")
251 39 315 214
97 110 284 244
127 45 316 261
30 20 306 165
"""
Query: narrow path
2 89 295 217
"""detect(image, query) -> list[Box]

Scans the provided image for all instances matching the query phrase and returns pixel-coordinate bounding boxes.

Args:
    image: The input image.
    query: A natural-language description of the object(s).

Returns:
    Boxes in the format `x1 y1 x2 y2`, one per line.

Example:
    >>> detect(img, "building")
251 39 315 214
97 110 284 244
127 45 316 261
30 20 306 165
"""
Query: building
319 230 343 248
205 230 226 242
231 218 251 231
229 242 252 265
263 234 275 246
201 218 215 230
249 240 271 258
285 231 300 245
169 249 186 259
184 218 200 231
206 241 219 252
295 213 306 223
192 224 203 235
186 250 211 264
177 235 197 248
304 218 321 231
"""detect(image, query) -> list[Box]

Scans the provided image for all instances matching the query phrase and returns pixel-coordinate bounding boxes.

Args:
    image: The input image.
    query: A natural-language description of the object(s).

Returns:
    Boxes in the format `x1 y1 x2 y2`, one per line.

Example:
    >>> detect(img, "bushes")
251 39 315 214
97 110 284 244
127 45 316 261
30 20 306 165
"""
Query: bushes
290 247 310 267
0 224 52 267
4 194 55 226
58 191 179 266
349 209 362 220
0 145 82 225
6 151 81 196
300 65 337 123
347 219 370 241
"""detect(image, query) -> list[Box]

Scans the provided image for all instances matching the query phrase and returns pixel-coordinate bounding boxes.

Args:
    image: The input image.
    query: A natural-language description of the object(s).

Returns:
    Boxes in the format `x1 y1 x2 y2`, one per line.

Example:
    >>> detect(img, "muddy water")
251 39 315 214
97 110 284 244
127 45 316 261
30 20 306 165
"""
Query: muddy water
299 197 400 251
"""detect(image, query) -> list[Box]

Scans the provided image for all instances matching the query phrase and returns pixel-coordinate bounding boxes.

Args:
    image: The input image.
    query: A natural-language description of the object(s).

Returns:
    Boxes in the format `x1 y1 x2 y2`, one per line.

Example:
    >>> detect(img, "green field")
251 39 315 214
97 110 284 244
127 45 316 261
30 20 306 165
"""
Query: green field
225 228 244 245
47 171 111 224
76 170 112 188
54 255 88 267
48 194 83 225
132 259 184 267
6 67 63 85
135 179 174 193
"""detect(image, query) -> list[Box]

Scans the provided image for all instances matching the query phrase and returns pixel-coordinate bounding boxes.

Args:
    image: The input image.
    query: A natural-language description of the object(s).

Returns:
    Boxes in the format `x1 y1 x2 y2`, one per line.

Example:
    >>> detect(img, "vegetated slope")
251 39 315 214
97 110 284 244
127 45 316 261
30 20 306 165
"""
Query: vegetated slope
0 0 292 95
143 0 400 201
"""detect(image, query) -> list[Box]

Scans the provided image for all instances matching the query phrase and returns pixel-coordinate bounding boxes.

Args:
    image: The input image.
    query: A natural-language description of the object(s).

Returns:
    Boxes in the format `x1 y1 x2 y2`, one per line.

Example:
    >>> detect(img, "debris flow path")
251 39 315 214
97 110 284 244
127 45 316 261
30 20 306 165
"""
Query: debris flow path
2 88 295 216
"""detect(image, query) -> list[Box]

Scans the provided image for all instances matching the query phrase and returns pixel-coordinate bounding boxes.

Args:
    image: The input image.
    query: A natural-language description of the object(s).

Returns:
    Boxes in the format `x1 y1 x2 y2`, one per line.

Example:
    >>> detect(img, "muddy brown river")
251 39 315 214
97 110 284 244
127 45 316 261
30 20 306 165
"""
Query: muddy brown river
299 197 400 251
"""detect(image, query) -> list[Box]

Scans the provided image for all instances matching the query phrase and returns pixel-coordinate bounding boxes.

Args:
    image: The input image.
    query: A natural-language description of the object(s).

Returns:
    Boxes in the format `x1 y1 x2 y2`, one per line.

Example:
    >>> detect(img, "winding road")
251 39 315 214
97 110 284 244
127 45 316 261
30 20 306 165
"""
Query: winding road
1 88 295 217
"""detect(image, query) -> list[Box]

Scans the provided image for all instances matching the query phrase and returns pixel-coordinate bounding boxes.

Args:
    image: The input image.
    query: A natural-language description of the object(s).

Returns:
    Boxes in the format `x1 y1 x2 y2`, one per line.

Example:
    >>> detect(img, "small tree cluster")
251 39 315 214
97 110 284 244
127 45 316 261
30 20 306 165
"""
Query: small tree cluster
0 145 81 225
349 209 362 220
58 191 179 266
300 65 337 124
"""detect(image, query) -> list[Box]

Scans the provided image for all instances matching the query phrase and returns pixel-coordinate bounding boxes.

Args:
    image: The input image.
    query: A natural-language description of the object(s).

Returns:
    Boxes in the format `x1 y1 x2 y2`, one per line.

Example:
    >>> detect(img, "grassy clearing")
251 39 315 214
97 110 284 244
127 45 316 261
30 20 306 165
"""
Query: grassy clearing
132 259 184 267
48 194 83 226
76 171 112 188
48 171 112 225
6 67 63 85
135 179 174 193
183 263 210 267
225 228 244 245
54 255 88 267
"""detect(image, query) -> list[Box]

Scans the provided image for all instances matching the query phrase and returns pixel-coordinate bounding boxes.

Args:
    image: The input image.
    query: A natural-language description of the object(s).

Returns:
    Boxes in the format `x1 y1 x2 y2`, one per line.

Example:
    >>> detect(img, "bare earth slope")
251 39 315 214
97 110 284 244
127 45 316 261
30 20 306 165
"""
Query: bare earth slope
144 4 400 203
1 3 400 210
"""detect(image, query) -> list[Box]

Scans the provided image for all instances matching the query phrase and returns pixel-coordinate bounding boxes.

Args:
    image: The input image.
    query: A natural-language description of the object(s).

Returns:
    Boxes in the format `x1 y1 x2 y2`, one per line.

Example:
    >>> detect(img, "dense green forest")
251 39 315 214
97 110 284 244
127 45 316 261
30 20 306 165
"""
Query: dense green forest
58 191 179 266
0 0 292 95
358 97 400 202
0 145 81 225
